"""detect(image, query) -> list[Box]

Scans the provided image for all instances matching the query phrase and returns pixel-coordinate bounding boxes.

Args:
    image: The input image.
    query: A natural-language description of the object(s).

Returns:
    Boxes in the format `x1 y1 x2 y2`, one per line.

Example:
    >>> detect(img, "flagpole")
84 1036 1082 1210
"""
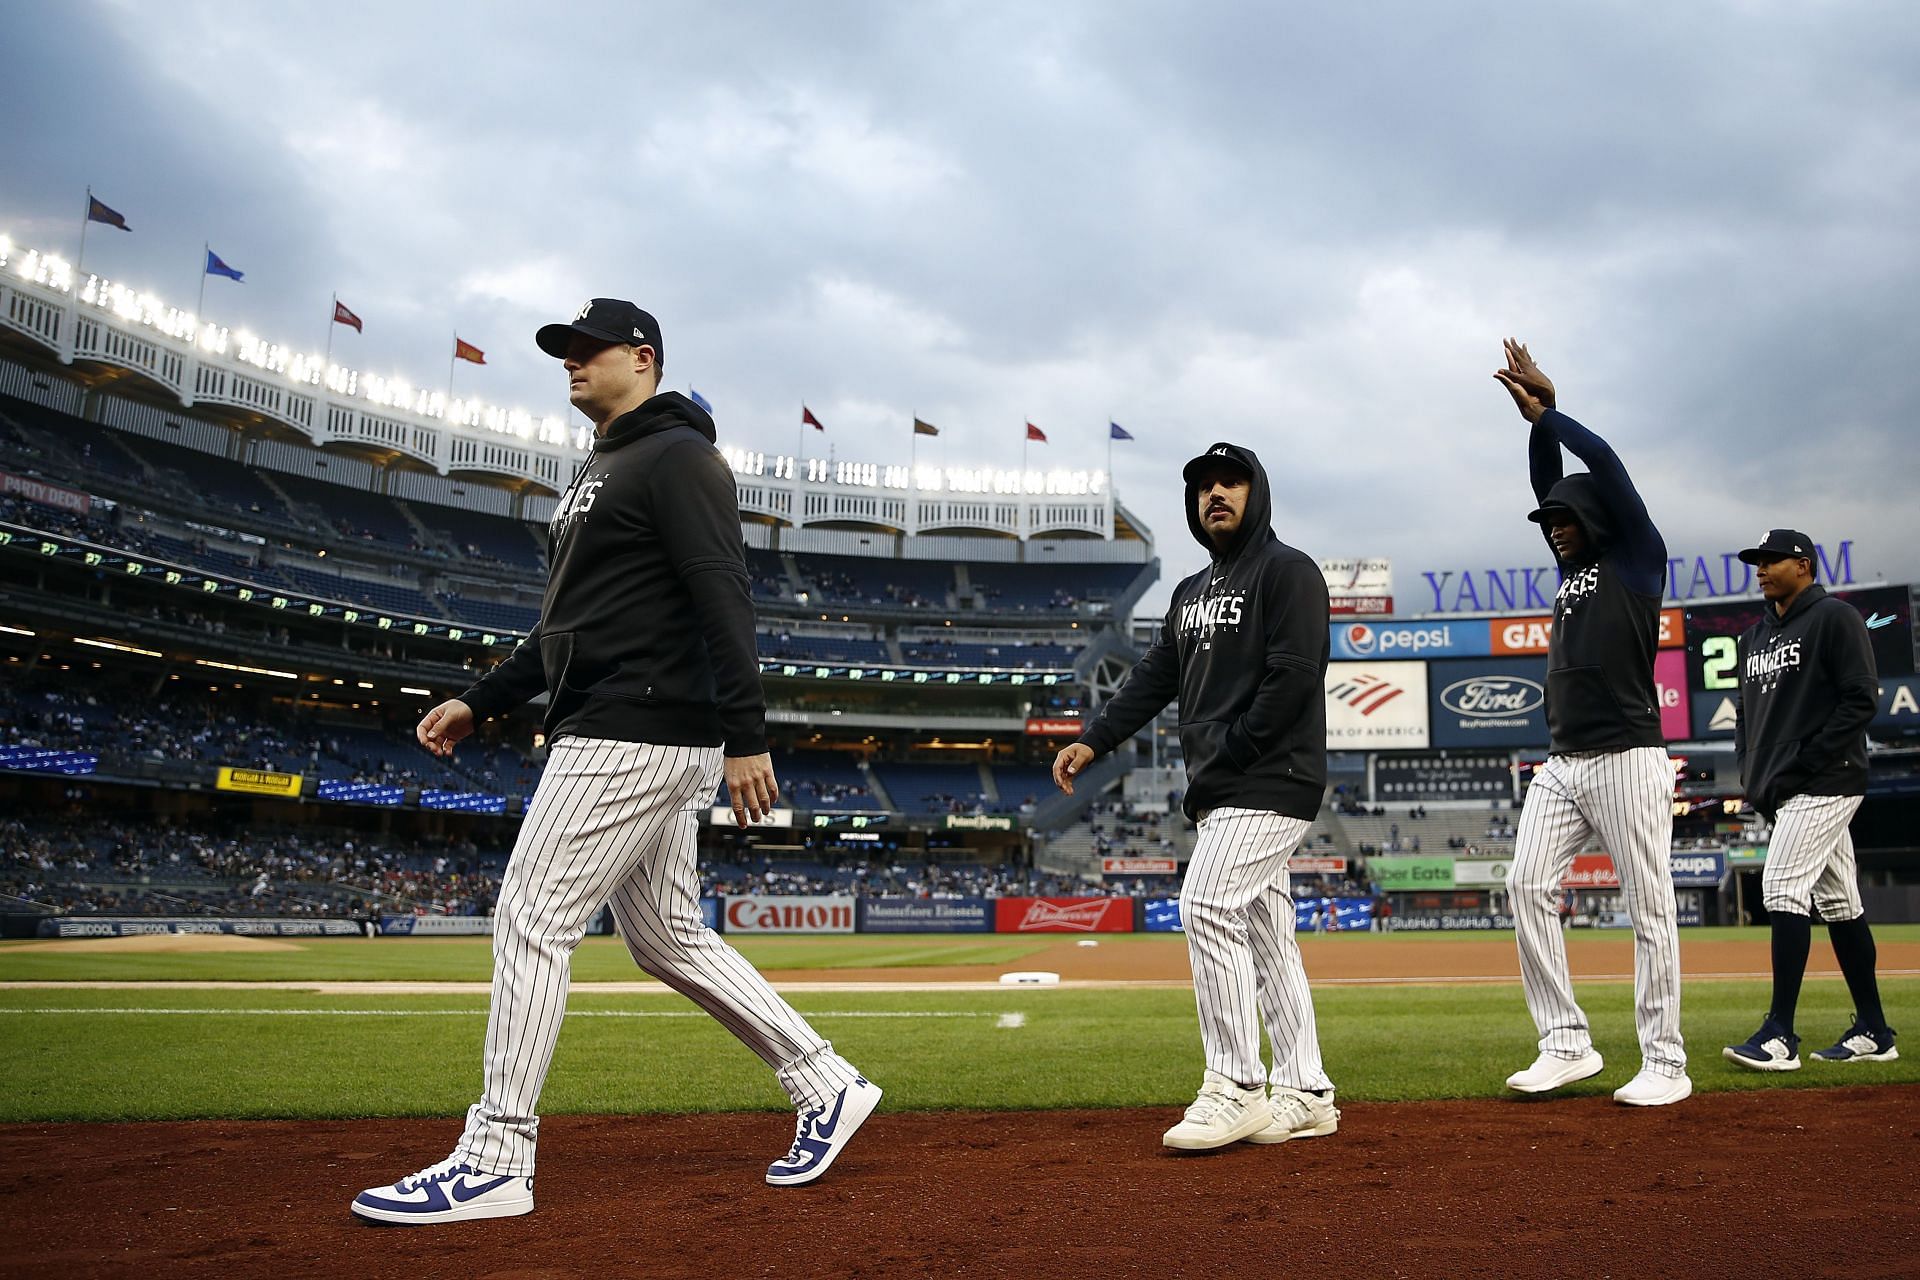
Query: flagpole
796 403 805 477
447 333 458 403
1106 414 1113 482
197 243 209 319
77 187 93 278
910 415 917 479
325 293 337 366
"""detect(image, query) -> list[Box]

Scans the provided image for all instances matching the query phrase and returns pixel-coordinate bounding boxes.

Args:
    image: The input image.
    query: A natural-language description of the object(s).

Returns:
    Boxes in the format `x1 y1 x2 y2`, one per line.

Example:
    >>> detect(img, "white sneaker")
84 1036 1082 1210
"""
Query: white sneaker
1162 1070 1270 1151
1505 1050 1605 1094
765 1074 883 1186
350 1154 534 1225
1612 1068 1692 1107
1247 1086 1340 1144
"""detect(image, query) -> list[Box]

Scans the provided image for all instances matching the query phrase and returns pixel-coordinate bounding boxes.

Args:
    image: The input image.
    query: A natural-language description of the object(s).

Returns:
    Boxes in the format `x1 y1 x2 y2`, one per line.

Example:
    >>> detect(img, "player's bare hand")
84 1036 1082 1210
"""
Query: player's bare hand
416 699 474 758
1495 338 1555 423
1052 743 1094 795
725 753 780 827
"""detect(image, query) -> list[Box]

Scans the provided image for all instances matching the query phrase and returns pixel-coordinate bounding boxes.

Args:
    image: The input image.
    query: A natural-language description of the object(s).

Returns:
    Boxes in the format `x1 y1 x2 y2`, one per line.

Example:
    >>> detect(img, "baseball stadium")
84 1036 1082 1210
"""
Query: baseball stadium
2 230 1917 1280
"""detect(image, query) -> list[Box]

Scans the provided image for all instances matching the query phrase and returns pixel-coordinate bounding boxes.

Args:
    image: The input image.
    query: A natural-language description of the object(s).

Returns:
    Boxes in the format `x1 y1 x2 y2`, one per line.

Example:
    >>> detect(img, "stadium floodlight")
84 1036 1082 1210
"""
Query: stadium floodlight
400 686 432 696
0 623 37 636
194 657 298 680
73 636 163 658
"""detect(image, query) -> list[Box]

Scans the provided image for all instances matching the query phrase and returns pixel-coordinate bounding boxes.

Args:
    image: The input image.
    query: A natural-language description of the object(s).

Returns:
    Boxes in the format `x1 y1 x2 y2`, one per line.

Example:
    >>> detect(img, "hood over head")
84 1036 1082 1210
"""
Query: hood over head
1527 472 1615 566
593 390 716 451
1183 441 1275 561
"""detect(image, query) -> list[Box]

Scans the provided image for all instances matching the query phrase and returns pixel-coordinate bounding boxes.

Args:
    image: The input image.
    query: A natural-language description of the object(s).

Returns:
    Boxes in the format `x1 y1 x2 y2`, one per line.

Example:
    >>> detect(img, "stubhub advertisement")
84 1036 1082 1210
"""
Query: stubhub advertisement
1330 619 1491 661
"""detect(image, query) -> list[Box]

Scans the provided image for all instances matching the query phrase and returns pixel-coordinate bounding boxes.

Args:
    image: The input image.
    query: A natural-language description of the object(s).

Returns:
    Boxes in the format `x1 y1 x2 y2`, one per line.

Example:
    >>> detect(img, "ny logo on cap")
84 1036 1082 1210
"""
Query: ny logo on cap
1211 446 1231 456
575 302 593 321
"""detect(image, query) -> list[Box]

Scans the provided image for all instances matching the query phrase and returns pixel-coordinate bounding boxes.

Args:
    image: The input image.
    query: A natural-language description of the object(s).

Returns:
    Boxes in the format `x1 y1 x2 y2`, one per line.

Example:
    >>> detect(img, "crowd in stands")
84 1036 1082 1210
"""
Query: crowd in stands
0 817 503 918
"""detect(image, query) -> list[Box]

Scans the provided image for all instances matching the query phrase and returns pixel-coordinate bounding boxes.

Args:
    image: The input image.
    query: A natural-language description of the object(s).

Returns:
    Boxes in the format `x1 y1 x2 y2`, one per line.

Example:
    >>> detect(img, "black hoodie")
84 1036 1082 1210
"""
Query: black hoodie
1527 410 1668 754
1735 583 1878 819
1076 443 1327 821
459 391 768 755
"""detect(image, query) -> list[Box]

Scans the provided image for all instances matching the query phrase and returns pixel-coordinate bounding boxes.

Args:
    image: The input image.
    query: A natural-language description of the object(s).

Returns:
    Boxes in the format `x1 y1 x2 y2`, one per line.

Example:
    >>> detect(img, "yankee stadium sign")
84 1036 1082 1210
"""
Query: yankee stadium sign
1416 540 1857 613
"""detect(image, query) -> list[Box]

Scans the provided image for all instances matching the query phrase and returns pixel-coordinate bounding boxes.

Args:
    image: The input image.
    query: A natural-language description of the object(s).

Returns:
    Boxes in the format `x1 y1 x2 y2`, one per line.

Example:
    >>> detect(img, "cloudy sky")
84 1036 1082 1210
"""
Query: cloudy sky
5 1 1917 614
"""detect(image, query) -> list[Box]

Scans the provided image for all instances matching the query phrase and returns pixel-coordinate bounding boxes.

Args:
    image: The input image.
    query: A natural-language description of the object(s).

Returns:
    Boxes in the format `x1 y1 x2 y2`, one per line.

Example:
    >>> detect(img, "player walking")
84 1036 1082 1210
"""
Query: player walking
1054 442 1339 1151
1494 341 1690 1107
352 300 879 1225
1724 530 1897 1070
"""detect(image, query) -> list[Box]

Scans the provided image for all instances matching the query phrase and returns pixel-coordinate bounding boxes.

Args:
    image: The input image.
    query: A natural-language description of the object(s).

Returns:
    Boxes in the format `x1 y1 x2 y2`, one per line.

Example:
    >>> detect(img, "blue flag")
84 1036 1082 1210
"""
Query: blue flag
86 195 131 231
1109 422 1134 441
689 387 713 414
205 250 244 282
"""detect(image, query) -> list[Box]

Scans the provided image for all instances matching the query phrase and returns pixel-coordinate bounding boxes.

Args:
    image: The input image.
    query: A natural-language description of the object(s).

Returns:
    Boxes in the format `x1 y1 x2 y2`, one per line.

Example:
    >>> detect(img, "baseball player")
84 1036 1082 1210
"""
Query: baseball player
1054 442 1339 1152
1494 341 1690 1107
1724 529 1896 1070
352 300 879 1226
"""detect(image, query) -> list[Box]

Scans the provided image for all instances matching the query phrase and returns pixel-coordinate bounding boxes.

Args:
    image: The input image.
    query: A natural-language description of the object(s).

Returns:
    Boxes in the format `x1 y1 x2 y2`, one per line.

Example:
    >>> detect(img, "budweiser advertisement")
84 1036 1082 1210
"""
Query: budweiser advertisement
1024 717 1086 736
993 896 1135 933
1291 855 1348 875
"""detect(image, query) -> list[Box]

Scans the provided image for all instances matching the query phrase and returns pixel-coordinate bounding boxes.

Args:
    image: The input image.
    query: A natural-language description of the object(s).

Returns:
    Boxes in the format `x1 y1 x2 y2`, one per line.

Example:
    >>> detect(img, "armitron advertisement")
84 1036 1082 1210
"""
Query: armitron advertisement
214 766 302 797
994 896 1134 933
1320 557 1393 617
1324 661 1429 749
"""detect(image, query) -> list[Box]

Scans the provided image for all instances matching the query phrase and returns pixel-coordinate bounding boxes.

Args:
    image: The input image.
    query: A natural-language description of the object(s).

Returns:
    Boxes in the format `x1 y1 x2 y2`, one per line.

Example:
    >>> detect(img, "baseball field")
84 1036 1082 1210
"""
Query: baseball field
4 928 1917 1278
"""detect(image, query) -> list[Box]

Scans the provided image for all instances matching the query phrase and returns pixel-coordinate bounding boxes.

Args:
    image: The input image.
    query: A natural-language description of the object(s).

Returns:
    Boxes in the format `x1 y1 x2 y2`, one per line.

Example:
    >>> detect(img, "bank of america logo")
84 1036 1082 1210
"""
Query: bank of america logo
1328 673 1406 715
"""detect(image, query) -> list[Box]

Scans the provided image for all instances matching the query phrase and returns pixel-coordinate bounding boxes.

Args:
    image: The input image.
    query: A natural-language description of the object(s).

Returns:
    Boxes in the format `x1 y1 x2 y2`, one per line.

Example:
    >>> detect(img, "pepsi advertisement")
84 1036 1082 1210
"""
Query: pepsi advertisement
1426 657 1551 747
1330 619 1491 661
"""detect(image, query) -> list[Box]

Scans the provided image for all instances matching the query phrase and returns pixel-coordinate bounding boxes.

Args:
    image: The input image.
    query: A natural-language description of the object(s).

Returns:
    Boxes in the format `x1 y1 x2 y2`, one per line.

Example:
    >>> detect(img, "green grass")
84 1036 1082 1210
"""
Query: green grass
0 978 1913 1122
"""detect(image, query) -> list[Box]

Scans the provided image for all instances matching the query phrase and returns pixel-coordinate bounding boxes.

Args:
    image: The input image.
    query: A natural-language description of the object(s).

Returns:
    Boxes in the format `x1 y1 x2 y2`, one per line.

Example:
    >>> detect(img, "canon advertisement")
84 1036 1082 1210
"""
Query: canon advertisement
1426 657 1549 747
1325 661 1430 749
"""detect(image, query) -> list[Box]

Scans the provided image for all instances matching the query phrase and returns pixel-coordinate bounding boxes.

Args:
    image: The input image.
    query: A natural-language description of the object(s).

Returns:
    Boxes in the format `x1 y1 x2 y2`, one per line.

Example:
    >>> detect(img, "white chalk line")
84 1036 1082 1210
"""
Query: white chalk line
0 1007 1028 1023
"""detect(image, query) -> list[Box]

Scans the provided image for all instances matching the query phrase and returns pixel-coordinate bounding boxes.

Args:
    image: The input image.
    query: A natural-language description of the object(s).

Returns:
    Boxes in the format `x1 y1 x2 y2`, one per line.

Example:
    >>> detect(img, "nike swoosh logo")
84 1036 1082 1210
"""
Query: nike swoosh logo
450 1174 514 1203
1865 612 1895 630
809 1091 850 1142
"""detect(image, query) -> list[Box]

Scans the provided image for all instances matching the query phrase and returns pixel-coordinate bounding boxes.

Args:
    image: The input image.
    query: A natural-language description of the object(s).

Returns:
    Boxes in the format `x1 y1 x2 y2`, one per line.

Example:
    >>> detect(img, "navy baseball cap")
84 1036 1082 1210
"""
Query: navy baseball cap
535 298 662 360
1737 529 1815 565
1526 499 1576 525
1181 442 1255 485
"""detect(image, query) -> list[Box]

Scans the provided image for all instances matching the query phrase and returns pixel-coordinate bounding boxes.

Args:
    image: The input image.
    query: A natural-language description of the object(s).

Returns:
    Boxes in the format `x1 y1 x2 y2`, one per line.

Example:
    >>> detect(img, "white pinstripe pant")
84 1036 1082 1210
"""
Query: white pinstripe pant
1182 807 1334 1093
1511 747 1685 1076
456 738 858 1175
1762 793 1865 920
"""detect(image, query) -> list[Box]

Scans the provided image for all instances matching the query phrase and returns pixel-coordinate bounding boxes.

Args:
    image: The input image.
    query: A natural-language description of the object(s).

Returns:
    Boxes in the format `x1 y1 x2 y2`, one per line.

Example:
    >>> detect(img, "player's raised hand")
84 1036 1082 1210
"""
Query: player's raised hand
725 752 780 827
1494 338 1556 423
1052 743 1094 795
416 698 475 758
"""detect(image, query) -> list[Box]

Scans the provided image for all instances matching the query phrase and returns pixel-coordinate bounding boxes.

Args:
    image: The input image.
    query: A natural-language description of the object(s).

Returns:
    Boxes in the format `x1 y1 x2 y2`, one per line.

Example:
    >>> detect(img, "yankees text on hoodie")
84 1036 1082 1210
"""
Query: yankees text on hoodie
1735 583 1878 818
1527 409 1668 754
1077 443 1328 821
459 391 768 755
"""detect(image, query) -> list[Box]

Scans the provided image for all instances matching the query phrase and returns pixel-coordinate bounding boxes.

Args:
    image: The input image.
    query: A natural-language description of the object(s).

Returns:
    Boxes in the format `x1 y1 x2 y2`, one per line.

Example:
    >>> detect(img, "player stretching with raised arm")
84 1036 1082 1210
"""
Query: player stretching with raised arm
1054 442 1339 1152
351 300 879 1226
1495 341 1690 1107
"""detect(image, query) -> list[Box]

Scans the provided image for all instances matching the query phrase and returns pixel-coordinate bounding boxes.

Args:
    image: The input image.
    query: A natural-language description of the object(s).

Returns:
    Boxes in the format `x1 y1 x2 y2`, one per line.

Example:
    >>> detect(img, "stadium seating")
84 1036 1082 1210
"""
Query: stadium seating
408 501 547 571
267 472 419 547
870 762 992 815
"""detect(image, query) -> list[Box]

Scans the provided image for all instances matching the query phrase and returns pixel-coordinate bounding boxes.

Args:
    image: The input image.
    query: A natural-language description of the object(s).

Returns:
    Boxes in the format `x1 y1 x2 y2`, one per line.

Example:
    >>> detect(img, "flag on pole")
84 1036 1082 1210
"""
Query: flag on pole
1109 422 1133 441
204 250 244 282
803 406 825 432
690 387 714 414
1025 422 1048 443
332 300 364 332
913 417 940 437
86 196 131 231
454 337 486 365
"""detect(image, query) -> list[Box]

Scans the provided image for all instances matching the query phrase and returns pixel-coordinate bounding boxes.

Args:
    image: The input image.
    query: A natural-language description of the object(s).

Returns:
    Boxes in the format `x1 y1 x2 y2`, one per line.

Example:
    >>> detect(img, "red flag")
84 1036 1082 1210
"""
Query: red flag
913 417 940 437
802 406 825 432
454 337 486 365
1025 422 1048 443
332 301 363 333
86 195 131 231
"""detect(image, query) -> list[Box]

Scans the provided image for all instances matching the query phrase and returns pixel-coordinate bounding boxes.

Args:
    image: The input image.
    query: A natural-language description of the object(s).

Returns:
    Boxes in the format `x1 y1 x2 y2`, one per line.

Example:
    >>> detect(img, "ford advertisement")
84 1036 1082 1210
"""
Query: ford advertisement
1426 657 1550 747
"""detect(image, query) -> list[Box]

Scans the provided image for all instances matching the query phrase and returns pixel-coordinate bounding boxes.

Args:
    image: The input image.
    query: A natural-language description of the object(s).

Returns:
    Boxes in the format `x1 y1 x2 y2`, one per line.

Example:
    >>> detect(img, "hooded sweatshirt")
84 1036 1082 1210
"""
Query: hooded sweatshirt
1735 583 1878 819
1527 409 1668 754
1076 442 1327 821
459 391 768 755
